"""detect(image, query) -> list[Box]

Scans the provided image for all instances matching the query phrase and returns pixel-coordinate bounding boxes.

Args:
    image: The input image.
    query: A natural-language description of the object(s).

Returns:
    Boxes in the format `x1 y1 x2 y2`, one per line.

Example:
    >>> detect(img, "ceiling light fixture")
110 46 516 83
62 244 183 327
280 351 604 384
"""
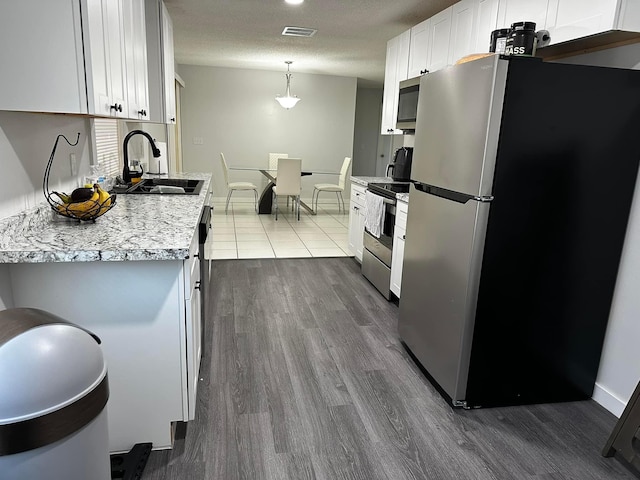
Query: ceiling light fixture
275 61 301 109
285 0 304 5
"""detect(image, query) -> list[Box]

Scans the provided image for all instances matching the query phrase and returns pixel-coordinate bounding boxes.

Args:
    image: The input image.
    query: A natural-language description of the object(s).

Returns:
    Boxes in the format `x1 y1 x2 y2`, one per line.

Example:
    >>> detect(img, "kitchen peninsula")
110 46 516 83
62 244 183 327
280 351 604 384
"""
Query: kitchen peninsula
0 172 211 453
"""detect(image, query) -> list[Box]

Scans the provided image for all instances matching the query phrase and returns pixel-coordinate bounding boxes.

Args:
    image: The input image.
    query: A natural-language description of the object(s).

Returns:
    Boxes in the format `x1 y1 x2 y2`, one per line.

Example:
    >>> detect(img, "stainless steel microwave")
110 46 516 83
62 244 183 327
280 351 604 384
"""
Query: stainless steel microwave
396 76 421 131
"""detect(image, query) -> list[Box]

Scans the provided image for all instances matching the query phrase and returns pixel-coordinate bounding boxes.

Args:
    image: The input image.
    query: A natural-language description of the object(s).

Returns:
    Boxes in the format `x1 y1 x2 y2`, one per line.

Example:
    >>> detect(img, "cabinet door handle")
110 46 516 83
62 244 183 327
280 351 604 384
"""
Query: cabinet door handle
138 109 147 116
195 280 201 290
170 117 176 122
402 235 406 240
110 103 122 112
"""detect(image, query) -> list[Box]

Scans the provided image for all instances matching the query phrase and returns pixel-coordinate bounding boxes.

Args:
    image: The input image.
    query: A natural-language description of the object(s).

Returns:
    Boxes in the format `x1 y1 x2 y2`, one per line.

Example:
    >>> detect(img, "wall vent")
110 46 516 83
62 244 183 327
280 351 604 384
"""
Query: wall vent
282 26 317 37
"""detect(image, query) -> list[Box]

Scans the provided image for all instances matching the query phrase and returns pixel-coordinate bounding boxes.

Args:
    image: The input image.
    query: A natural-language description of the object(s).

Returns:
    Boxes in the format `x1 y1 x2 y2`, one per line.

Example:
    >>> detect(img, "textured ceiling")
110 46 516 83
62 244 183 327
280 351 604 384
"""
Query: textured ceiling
165 0 458 87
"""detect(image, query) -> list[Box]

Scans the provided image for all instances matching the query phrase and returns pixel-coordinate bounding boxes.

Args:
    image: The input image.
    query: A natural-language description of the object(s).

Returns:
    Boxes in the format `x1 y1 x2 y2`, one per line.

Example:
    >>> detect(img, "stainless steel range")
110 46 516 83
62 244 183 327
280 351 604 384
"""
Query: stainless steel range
362 182 410 299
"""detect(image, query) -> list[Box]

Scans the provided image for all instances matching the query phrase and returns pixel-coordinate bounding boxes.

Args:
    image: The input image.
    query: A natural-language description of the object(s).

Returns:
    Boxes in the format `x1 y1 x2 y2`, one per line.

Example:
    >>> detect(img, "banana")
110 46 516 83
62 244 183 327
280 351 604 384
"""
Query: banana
64 190 101 218
52 191 72 204
94 184 112 215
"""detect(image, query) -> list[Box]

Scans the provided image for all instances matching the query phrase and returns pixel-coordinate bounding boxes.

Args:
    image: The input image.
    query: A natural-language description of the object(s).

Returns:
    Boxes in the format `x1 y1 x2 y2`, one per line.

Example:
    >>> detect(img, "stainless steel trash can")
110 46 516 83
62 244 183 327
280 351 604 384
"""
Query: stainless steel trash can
0 308 110 480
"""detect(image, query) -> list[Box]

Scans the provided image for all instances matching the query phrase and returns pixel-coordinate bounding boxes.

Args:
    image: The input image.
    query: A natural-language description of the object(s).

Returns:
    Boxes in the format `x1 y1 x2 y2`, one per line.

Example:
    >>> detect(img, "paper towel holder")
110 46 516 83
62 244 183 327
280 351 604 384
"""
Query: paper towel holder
147 140 168 175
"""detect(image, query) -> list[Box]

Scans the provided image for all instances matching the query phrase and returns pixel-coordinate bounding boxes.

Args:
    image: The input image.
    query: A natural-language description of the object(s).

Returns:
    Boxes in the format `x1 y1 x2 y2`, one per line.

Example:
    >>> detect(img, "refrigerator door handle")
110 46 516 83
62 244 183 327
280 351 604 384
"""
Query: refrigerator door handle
413 182 494 204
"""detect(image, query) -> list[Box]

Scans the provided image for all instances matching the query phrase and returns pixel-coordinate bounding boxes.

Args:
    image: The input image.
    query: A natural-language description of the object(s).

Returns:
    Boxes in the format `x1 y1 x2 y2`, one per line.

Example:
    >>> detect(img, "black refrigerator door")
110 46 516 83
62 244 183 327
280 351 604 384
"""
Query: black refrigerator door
464 57 640 407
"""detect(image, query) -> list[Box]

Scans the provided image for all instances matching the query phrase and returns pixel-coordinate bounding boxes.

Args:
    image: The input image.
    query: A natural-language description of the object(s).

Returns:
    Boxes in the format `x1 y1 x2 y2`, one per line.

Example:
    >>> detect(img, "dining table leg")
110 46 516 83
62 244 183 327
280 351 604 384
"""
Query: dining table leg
256 169 316 215
258 182 275 214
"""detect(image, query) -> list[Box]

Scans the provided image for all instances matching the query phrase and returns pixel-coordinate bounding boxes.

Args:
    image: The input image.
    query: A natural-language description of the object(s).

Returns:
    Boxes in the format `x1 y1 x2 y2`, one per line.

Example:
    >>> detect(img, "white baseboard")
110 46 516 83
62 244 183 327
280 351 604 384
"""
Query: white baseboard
593 382 626 418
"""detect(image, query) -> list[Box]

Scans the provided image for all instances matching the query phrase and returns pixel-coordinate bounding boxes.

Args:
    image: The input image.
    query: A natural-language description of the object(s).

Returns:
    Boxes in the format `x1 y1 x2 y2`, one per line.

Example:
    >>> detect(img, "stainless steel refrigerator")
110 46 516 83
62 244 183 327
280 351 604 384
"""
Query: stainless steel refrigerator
399 54 640 408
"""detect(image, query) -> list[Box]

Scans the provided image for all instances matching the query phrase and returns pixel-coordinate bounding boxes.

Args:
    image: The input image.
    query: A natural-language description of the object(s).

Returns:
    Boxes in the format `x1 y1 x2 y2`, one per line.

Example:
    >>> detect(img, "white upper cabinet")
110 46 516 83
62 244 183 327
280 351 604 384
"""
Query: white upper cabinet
382 0 640 134
546 0 640 45
0 0 152 119
473 0 500 52
427 7 453 71
408 19 431 78
496 0 551 30
448 0 480 65
162 3 177 124
407 7 453 78
123 0 150 120
146 0 177 124
84 0 128 117
0 1 87 114
381 30 410 135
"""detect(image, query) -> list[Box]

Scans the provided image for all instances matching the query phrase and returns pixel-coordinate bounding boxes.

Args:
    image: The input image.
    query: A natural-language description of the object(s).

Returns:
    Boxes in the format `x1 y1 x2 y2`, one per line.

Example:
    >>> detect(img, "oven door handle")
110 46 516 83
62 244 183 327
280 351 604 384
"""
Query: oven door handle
366 189 397 205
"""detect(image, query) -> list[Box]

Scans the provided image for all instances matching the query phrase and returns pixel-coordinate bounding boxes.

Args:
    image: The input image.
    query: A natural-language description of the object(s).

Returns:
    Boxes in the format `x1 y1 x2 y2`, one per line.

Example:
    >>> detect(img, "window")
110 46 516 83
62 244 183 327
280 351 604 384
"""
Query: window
92 118 121 177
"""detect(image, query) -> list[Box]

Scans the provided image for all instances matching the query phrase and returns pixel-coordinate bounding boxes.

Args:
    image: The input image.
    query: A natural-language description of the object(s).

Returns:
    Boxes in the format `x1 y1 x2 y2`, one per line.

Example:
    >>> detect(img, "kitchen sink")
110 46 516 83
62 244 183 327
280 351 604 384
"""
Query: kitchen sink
115 178 204 195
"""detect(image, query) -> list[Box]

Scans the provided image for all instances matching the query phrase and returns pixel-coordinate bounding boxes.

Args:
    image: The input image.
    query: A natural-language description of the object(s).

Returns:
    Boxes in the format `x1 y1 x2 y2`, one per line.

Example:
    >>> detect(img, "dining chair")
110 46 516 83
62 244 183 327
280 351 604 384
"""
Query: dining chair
268 153 288 178
312 156 352 213
272 158 302 221
220 152 259 214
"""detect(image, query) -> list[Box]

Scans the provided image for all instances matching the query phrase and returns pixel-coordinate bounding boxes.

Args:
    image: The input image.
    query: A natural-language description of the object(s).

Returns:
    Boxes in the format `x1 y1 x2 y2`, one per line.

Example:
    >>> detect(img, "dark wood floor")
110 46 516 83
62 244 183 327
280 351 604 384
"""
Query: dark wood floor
142 258 634 480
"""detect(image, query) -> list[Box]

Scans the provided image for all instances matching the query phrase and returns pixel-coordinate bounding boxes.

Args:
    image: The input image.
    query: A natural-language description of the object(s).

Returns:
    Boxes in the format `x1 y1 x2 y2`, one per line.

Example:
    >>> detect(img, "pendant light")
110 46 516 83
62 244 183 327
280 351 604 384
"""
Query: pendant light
275 61 301 109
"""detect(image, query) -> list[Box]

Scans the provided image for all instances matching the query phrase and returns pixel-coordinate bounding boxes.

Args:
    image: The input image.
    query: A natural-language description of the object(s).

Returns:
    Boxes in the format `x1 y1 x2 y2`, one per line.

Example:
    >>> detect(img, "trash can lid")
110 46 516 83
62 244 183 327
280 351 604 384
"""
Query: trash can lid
0 314 107 424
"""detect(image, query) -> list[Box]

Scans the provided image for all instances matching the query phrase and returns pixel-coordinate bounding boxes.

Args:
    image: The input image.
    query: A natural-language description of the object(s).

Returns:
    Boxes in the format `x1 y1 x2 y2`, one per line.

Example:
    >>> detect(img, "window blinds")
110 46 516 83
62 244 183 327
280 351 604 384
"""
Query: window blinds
93 118 121 177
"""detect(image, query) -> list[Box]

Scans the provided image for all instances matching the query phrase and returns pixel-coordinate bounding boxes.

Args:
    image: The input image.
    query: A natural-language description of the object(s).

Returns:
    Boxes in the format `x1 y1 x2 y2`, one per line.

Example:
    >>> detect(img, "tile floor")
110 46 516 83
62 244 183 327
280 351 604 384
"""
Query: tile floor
205 199 352 259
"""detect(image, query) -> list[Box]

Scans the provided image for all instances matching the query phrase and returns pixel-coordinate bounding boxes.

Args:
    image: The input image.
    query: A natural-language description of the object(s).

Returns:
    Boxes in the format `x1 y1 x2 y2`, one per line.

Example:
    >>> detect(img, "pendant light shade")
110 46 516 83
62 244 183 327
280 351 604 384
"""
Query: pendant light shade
275 61 301 109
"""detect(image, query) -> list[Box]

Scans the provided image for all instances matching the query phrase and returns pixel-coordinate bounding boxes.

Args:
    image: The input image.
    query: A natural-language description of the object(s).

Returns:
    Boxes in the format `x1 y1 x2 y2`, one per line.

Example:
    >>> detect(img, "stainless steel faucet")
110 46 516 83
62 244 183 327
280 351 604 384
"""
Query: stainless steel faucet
122 130 162 183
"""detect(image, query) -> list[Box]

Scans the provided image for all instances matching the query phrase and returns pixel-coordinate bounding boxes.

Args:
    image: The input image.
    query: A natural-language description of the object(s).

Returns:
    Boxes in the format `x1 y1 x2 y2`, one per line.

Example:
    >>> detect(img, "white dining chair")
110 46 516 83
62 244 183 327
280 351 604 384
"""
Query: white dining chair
272 158 302 221
312 156 351 213
220 152 259 214
268 153 288 178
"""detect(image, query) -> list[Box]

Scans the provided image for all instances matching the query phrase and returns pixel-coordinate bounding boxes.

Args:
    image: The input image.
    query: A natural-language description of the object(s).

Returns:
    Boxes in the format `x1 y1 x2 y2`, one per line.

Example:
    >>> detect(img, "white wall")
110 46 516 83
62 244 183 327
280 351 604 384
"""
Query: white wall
0 111 92 220
0 111 92 309
556 43 640 416
177 65 357 201
353 87 382 177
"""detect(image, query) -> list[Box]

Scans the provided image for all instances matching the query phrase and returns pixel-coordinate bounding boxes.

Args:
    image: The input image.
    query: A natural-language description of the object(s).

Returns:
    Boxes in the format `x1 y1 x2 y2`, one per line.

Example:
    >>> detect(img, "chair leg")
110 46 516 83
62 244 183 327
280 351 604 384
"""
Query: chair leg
297 196 301 221
312 188 318 213
335 192 341 212
225 190 233 214
274 193 279 221
253 189 258 213
338 192 345 213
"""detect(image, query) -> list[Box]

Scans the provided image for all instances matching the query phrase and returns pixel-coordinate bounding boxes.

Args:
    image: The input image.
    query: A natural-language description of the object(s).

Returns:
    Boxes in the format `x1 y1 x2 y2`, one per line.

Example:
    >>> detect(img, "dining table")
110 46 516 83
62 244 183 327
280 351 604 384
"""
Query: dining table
228 166 338 215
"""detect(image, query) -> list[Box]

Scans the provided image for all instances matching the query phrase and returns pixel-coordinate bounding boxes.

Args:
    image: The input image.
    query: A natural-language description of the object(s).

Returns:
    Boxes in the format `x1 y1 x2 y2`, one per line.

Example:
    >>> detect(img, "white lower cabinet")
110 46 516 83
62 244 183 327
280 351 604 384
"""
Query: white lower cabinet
6 234 203 452
348 183 367 262
390 200 408 298
180 231 202 422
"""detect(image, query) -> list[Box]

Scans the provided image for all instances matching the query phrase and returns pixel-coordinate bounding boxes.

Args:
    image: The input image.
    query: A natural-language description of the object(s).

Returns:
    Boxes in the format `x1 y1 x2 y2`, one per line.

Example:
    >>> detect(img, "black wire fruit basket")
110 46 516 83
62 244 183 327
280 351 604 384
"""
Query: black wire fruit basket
43 133 117 222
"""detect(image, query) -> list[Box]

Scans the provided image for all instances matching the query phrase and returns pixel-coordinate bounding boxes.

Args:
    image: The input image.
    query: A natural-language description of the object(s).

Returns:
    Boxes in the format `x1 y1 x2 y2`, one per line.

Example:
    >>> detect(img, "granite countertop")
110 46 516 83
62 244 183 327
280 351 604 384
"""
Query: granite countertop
350 176 396 187
0 173 211 264
351 176 410 203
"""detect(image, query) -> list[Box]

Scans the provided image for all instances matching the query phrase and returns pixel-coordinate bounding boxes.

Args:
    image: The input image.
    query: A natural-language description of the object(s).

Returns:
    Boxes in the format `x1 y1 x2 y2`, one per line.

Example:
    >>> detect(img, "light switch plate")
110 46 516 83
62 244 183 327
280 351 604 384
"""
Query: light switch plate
193 137 203 145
